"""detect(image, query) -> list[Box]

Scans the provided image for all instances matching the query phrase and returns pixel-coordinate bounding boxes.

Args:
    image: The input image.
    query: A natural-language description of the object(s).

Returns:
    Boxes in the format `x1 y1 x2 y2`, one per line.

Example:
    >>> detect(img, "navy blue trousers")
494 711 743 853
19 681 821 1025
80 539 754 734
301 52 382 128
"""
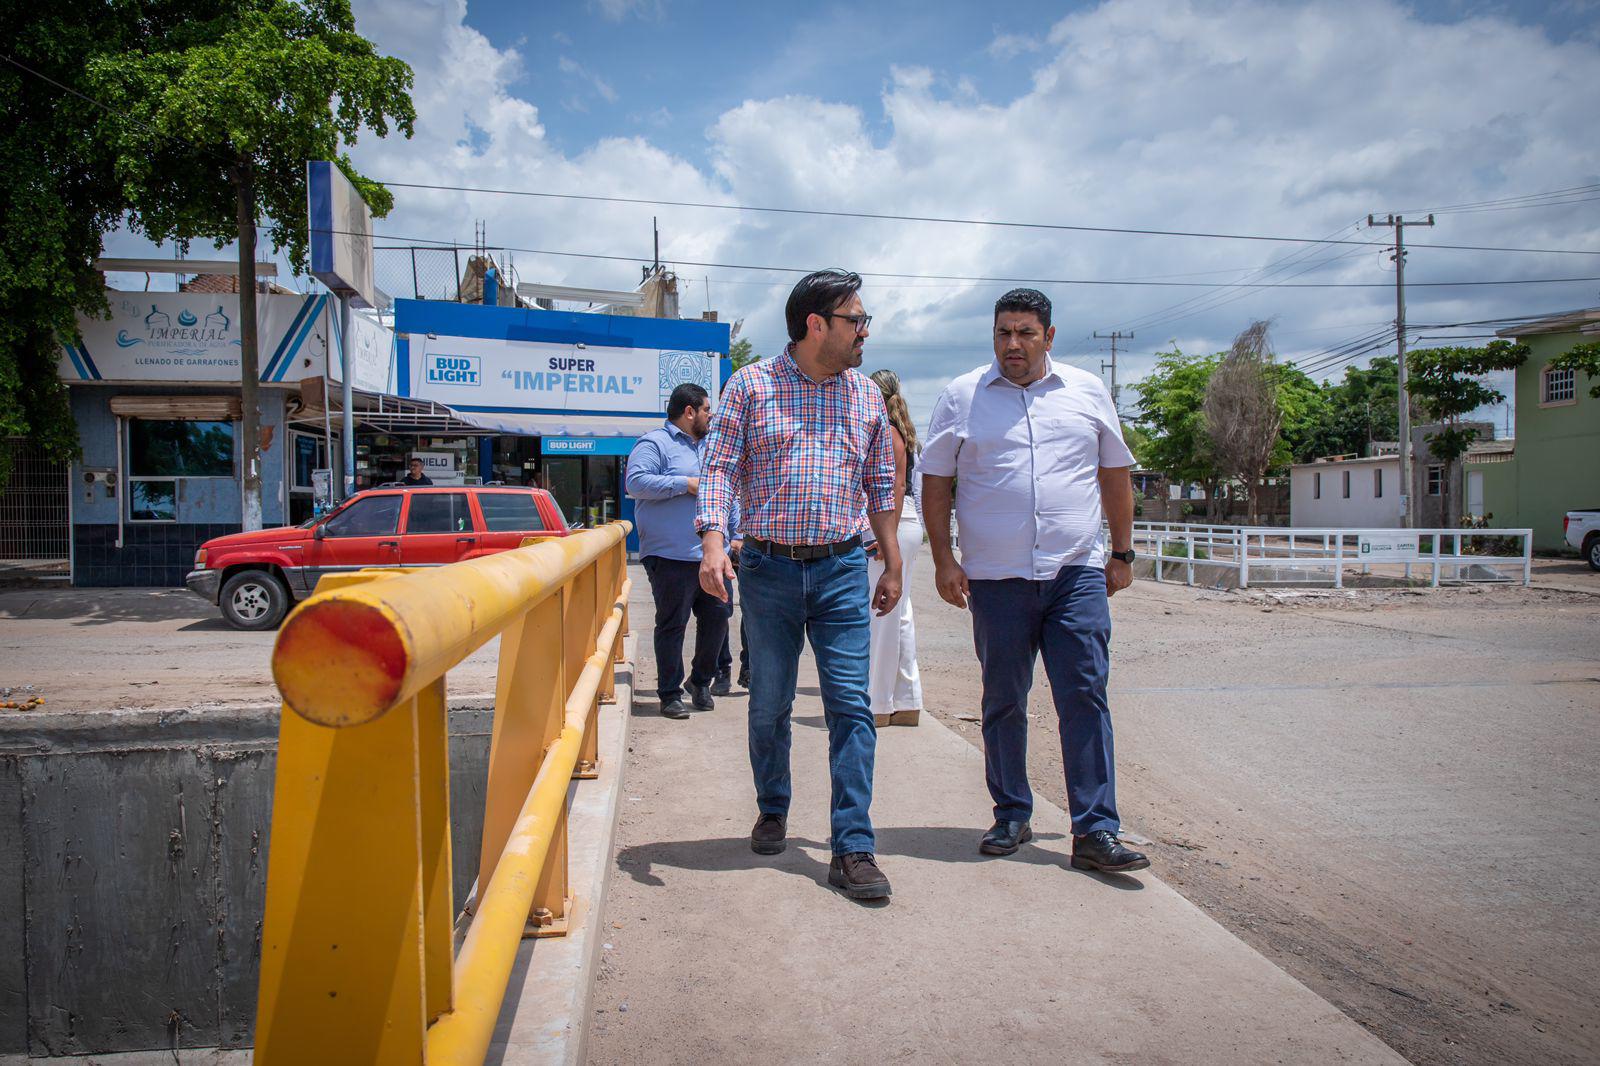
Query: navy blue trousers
968 565 1119 836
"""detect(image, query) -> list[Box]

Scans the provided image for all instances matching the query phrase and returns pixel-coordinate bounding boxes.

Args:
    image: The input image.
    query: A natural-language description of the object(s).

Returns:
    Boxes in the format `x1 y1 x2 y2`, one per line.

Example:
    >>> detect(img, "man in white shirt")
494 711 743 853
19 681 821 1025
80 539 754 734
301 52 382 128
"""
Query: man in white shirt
921 288 1149 874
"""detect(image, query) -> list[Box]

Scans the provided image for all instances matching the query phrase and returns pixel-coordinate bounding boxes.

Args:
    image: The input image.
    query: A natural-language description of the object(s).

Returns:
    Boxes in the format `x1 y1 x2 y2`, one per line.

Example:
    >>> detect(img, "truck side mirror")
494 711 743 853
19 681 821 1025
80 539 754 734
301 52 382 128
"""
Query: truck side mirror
313 524 327 540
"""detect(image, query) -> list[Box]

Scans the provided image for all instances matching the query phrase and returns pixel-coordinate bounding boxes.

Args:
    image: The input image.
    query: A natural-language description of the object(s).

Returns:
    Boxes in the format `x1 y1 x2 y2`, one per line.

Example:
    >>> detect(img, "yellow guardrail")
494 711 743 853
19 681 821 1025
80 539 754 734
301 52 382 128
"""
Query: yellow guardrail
253 523 632 1064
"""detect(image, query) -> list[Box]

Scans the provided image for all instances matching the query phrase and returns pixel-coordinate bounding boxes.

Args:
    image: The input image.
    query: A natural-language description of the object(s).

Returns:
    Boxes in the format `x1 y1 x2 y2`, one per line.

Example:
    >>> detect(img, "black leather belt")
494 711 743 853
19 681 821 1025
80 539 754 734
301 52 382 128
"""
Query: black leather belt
744 535 861 561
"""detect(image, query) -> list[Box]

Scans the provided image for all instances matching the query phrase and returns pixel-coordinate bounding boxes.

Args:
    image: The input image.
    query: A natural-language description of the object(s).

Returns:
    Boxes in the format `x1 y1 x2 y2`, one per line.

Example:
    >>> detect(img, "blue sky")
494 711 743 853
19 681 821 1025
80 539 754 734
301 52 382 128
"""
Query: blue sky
465 0 1600 174
105 0 1600 430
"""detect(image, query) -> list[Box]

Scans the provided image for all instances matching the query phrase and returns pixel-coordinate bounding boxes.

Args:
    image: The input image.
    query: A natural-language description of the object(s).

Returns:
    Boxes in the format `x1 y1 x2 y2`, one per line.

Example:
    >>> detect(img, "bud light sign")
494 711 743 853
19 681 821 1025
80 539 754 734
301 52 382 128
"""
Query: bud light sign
426 353 480 386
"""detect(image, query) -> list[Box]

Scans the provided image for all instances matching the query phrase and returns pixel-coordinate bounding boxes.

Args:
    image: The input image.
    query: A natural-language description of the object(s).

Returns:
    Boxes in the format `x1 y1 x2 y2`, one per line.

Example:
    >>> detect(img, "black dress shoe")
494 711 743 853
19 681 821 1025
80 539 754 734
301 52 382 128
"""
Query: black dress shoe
751 812 787 854
828 853 891 899
710 673 732 697
686 680 715 711
737 666 750 689
979 819 1034 856
659 698 690 720
1071 830 1150 872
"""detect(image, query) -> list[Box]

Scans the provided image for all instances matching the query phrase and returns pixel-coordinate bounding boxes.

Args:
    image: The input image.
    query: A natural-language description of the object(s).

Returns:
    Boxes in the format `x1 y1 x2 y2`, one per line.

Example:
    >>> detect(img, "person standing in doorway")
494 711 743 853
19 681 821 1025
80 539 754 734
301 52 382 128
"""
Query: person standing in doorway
921 288 1149 874
698 269 902 901
866 369 924 727
627 383 731 720
402 458 433 486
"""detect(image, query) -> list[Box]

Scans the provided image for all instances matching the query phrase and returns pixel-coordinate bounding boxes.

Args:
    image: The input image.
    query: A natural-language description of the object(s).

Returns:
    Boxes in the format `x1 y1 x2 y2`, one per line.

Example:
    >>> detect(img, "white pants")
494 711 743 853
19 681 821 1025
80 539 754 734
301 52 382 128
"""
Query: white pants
868 502 924 717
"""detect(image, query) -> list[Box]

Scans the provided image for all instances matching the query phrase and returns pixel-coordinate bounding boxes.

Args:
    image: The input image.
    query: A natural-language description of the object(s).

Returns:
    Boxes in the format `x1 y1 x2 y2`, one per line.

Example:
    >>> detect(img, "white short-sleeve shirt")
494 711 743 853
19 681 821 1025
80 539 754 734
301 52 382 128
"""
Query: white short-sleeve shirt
922 356 1135 580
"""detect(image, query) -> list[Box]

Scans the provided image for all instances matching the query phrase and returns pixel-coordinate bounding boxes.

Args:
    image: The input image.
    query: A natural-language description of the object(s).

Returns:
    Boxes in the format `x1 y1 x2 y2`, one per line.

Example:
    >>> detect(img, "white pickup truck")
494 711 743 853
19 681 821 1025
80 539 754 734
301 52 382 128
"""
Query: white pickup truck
1566 509 1600 571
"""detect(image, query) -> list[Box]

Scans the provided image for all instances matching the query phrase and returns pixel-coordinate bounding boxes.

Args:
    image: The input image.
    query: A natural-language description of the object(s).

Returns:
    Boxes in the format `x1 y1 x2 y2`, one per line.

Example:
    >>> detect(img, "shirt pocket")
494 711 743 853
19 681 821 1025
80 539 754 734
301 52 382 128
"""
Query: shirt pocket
1036 413 1101 475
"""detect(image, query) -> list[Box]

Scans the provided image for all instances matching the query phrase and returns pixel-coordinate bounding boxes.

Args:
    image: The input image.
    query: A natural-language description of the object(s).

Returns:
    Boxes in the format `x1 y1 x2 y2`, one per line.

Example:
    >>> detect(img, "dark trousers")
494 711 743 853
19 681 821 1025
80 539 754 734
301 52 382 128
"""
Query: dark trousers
968 565 1119 836
642 556 729 703
716 575 749 679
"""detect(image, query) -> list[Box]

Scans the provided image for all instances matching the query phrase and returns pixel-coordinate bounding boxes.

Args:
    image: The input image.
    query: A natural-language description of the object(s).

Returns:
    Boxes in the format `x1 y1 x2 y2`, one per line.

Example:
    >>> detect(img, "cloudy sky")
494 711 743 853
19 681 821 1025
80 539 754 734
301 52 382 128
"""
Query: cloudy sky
107 0 1600 430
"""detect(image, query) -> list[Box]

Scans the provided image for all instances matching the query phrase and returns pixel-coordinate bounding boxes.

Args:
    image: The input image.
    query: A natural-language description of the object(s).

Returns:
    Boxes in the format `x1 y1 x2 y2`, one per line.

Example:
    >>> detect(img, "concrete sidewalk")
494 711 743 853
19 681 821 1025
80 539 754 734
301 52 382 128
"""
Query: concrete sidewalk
585 575 1404 1065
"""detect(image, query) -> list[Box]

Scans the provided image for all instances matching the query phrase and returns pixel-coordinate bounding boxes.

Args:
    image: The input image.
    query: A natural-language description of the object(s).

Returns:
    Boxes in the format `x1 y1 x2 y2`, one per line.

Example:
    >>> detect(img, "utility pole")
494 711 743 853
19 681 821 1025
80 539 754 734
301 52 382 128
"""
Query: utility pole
1366 212 1434 528
1094 330 1132 414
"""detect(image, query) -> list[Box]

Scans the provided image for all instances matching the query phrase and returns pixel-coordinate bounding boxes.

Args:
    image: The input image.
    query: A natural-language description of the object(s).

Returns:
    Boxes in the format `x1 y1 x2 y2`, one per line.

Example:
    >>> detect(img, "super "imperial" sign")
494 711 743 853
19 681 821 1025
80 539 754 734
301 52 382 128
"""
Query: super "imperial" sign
406 334 710 414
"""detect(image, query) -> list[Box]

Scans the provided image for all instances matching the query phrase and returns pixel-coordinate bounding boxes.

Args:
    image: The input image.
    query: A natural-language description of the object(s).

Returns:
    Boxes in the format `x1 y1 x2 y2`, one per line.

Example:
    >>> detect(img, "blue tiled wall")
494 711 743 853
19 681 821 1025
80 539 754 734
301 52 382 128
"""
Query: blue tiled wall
69 386 291 587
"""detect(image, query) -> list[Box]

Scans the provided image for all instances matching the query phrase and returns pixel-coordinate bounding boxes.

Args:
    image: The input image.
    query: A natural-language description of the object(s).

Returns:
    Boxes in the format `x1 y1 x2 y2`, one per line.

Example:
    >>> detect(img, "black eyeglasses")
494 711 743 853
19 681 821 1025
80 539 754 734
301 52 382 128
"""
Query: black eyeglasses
822 312 872 334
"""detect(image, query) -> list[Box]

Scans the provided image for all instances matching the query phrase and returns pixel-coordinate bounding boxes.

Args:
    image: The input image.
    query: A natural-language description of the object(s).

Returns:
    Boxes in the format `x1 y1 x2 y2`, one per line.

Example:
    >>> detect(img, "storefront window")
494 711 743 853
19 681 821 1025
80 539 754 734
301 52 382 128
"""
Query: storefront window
293 433 327 490
130 481 177 522
128 419 234 522
129 419 235 477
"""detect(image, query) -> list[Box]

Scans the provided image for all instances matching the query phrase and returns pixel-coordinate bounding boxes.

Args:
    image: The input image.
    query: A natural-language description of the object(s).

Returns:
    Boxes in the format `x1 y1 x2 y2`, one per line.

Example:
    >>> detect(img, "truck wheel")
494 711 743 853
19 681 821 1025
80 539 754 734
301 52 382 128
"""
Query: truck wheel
220 569 290 630
1586 535 1600 572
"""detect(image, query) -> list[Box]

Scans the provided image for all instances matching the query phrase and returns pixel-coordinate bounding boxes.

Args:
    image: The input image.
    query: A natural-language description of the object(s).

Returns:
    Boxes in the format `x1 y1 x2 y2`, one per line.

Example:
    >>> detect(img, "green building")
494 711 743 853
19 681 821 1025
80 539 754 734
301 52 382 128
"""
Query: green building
1468 308 1600 551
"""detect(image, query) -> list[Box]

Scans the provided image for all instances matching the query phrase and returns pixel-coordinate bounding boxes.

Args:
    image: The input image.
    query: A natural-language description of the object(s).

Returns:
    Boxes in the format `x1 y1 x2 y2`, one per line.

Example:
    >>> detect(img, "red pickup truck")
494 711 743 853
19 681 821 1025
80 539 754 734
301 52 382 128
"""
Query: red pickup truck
186 485 569 630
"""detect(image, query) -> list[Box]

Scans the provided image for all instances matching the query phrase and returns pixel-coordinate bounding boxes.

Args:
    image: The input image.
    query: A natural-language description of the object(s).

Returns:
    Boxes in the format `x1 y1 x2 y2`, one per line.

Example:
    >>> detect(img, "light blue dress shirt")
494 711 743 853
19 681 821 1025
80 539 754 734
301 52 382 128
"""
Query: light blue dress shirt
626 421 739 562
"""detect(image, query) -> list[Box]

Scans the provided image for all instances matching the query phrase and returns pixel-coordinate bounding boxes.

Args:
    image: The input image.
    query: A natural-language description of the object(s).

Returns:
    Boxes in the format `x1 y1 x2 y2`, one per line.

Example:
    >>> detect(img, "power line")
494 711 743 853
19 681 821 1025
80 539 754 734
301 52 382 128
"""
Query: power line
371 179 1600 257
364 229 1600 289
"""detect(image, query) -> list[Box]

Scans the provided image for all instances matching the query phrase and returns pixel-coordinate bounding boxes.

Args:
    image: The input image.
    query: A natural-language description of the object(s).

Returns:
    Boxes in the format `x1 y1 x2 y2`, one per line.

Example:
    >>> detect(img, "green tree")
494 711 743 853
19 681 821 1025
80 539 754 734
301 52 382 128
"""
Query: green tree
1548 341 1600 398
1292 356 1399 460
729 337 761 370
1407 340 1529 525
0 9 203 484
1132 347 1224 516
88 0 414 528
1269 361 1333 467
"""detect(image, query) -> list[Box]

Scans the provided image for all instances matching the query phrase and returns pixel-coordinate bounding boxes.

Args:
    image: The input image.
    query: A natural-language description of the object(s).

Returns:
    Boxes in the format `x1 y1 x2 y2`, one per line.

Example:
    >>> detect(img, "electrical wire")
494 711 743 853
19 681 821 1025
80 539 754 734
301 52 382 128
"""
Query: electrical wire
362 229 1600 289
373 178 1600 257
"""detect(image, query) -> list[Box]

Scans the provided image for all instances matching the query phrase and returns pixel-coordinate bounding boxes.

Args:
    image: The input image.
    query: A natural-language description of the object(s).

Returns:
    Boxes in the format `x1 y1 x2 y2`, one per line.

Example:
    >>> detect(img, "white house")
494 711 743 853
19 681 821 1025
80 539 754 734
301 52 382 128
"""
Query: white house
1289 455 1401 528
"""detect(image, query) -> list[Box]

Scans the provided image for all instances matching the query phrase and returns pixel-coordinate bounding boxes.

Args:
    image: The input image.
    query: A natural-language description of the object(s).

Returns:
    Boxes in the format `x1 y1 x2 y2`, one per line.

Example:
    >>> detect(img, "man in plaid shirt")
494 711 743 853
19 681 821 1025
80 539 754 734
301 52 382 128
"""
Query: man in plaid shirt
696 269 903 900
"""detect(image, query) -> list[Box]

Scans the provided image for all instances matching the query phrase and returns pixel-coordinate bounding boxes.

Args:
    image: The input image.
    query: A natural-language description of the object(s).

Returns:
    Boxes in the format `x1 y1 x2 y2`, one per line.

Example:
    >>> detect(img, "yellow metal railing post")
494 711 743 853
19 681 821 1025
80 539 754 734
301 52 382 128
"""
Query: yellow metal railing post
259 525 634 1066
478 586 566 934
255 570 447 1064
569 557 600 781
417 675 455 1022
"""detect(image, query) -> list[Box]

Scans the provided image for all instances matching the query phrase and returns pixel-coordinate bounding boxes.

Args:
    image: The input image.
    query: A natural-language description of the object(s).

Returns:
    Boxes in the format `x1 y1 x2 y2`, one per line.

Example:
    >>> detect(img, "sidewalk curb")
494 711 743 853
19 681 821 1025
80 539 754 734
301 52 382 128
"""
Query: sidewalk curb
486 637 635 1066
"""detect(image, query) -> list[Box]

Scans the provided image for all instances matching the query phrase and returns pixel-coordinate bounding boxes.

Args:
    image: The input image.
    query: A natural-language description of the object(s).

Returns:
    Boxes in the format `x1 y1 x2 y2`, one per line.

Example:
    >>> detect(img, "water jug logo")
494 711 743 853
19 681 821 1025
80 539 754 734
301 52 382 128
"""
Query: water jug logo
426 353 481 386
177 309 199 327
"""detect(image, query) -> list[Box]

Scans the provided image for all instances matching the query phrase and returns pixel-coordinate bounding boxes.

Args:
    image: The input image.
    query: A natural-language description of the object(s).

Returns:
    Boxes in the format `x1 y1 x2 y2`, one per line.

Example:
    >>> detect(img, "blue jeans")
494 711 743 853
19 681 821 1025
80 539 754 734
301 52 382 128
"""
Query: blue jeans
968 566 1119 836
739 543 877 855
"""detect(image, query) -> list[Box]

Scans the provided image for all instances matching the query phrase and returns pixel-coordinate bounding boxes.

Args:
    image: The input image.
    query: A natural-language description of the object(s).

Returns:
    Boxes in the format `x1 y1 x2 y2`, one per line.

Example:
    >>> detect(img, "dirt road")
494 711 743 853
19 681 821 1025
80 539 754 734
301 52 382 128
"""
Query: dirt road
914 573 1600 1065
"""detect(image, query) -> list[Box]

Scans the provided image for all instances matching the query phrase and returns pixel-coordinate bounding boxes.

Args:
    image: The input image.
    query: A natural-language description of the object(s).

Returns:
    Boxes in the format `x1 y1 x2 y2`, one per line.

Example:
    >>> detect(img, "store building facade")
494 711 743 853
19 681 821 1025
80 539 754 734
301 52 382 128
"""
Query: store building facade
54 288 729 586
391 298 730 543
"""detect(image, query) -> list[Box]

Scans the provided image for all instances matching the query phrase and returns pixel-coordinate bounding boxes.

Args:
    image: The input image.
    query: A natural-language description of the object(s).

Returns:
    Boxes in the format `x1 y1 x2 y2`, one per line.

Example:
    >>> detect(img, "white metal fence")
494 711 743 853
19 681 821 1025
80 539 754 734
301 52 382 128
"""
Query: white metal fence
1129 521 1533 588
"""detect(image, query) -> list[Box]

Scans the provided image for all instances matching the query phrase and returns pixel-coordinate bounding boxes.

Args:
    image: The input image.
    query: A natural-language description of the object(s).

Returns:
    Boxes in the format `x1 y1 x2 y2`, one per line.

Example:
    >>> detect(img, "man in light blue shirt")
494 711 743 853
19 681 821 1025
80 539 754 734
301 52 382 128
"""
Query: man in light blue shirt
627 383 736 719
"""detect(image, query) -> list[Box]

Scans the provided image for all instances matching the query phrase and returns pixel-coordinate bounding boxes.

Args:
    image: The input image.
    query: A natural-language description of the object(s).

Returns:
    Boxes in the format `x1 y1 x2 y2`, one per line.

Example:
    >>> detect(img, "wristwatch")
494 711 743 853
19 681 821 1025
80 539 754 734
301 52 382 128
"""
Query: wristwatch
1109 549 1136 564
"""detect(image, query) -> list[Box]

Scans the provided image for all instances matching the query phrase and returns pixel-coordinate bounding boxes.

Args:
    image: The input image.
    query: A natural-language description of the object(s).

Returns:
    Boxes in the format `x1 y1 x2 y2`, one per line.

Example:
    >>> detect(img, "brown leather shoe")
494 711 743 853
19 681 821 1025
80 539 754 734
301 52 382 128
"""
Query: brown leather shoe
751 812 787 855
828 852 891 899
889 709 920 726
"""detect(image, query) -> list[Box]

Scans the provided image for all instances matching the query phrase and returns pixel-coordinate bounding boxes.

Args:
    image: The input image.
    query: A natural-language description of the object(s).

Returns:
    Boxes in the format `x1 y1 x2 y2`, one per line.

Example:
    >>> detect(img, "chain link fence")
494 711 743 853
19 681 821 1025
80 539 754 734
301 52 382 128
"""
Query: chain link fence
0 439 69 571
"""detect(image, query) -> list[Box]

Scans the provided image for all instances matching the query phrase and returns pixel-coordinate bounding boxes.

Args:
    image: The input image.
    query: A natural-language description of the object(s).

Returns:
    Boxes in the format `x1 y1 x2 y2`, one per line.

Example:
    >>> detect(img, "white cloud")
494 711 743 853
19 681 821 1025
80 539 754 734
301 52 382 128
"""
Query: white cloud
587 0 665 22
336 0 1600 430
558 55 619 104
988 32 1044 60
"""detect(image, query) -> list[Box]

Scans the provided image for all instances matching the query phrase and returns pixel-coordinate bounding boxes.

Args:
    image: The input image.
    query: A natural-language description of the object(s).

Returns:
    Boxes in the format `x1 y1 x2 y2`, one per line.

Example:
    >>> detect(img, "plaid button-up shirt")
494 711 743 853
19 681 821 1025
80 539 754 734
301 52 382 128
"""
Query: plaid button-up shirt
696 346 895 545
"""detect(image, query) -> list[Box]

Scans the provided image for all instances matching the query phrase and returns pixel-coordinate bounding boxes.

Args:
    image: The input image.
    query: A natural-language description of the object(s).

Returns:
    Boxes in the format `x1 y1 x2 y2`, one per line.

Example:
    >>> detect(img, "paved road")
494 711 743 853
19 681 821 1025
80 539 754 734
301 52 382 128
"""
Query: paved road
0 587 503 711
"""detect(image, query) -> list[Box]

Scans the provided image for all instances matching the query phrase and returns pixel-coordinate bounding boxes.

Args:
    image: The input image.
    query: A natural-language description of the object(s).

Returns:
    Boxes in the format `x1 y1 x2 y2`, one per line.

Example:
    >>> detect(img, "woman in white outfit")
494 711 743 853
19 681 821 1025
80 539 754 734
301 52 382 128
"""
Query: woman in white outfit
867 369 924 727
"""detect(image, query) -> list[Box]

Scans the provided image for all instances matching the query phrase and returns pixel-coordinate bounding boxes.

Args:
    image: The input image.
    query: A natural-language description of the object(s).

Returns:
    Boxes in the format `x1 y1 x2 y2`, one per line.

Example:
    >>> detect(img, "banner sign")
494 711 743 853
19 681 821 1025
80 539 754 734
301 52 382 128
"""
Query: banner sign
60 291 330 384
540 436 639 456
1358 533 1420 561
406 334 716 414
307 160 377 309
412 451 460 484
331 308 394 394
